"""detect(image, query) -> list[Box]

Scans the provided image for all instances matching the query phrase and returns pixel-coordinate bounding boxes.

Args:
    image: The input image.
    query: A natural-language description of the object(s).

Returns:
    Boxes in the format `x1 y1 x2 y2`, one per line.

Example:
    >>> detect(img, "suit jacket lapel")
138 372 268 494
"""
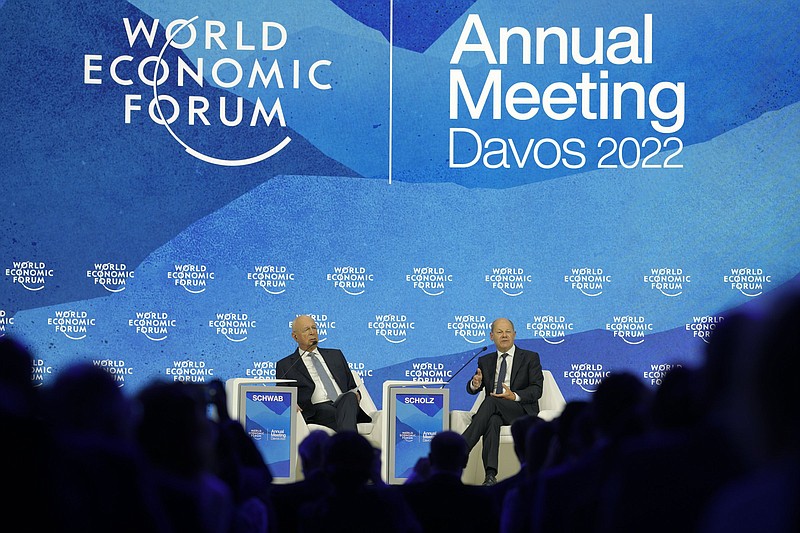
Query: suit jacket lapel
486 353 498 391
290 348 313 385
509 348 523 386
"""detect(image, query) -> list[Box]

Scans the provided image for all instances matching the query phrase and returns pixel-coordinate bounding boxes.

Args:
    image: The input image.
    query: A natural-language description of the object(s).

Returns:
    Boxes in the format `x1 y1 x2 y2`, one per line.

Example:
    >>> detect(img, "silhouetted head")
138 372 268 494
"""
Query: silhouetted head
44 362 132 438
743 287 800 461
323 430 375 488
510 415 543 462
524 420 556 476
592 372 651 441
135 380 216 477
701 309 762 419
299 429 331 475
650 365 701 431
428 430 468 473
0 336 37 418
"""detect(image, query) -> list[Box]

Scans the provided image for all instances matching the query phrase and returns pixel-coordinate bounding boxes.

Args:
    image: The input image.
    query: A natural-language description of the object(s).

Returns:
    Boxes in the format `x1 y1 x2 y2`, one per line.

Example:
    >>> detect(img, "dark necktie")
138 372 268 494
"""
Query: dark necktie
495 353 508 394
309 352 338 401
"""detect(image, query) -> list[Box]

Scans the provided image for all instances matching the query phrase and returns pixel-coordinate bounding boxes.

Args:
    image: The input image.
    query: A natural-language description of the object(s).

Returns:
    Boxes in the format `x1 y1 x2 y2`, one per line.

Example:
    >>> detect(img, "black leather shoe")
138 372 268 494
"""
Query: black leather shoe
482 473 497 486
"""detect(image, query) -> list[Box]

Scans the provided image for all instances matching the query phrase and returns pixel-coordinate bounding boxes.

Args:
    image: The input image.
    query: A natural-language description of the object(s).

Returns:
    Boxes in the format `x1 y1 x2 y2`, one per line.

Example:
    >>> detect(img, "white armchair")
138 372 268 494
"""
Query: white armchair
449 369 566 484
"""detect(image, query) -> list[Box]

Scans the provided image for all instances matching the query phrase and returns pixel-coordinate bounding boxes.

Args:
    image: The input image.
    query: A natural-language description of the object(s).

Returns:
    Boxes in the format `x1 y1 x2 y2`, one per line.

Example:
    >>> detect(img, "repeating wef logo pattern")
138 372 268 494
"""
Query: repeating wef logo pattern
47 310 96 340
685 315 724 344
327 266 374 296
643 267 690 297
447 315 489 344
564 267 611 297
403 361 452 382
209 312 254 342
168 263 215 293
87 263 134 293
643 363 681 386
485 267 531 296
406 267 452 296
93 359 134 387
249 264 294 294
564 363 610 393
32 358 53 387
5 261 54 291
526 315 574 344
129 311 176 341
165 359 214 382
724 267 772 297
605 315 653 344
247 361 275 379
348 362 374 378
0 309 13 337
368 314 414 343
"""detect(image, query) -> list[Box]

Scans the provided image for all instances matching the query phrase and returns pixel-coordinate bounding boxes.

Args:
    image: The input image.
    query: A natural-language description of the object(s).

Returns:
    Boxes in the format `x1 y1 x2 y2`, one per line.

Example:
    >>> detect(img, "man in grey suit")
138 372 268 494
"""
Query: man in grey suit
462 317 544 485
276 315 371 432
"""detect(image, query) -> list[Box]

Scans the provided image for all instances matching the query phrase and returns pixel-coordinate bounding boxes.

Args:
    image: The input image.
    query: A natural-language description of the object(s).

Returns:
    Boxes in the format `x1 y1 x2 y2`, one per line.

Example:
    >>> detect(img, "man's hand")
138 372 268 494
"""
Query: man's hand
471 368 483 390
490 383 514 400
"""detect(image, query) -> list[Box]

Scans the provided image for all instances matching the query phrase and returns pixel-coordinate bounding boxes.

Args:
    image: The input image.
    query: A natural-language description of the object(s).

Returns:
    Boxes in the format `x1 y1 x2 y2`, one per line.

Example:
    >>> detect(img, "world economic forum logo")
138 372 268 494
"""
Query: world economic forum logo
87 263 134 293
564 267 611 297
605 315 653 345
0 309 13 338
564 363 610 393
484 267 531 297
642 267 690 297
84 16 334 166
209 312 255 342
5 261 54 291
129 311 176 342
93 359 134 387
526 315 574 345
447 315 490 344
168 263 215 293
368 314 414 343
406 267 452 296
724 267 772 297
327 266 374 296
47 310 96 341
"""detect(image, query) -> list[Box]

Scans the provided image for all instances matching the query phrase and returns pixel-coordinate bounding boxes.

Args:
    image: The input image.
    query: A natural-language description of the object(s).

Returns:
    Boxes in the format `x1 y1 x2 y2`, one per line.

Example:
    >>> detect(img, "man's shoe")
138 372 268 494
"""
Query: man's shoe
482 473 497 486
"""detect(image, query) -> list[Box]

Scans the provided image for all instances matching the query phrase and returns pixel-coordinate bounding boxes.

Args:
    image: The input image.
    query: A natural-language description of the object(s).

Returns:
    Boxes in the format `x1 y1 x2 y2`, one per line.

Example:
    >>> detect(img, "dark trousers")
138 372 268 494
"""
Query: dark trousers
305 391 360 432
462 396 526 474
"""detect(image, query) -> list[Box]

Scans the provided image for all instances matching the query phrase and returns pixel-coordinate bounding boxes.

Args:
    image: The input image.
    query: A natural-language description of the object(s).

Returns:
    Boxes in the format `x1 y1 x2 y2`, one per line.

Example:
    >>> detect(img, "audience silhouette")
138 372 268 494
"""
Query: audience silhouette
296 430 421 533
268 429 333 532
2 283 799 533
399 430 498 533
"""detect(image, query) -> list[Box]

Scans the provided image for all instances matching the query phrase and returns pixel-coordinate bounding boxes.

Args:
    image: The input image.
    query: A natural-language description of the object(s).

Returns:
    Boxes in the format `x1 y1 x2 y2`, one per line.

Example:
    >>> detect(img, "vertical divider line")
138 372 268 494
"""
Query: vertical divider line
388 0 393 184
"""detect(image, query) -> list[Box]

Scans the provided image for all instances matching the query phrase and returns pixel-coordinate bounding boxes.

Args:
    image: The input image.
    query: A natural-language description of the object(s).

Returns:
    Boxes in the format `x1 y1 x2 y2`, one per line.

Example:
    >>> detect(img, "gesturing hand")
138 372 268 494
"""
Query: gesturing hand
471 368 483 389
490 383 514 400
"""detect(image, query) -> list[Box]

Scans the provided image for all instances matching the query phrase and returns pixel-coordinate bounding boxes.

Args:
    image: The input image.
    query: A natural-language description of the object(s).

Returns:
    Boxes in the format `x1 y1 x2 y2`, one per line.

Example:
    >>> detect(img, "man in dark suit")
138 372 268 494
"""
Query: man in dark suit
276 315 371 432
462 317 544 486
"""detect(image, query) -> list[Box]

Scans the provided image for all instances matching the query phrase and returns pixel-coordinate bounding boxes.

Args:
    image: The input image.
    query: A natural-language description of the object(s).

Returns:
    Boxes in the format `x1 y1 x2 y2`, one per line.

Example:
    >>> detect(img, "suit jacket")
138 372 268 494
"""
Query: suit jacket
467 347 543 416
276 347 371 424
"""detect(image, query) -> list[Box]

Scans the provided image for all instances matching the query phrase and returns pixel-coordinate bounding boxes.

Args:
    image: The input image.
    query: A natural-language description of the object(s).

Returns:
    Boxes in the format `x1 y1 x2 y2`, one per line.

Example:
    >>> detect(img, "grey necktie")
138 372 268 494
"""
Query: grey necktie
309 351 338 401
495 353 508 394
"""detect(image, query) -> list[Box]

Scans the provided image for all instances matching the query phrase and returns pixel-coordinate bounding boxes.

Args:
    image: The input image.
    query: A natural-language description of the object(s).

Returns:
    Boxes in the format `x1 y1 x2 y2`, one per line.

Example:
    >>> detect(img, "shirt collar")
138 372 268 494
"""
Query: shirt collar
498 345 516 357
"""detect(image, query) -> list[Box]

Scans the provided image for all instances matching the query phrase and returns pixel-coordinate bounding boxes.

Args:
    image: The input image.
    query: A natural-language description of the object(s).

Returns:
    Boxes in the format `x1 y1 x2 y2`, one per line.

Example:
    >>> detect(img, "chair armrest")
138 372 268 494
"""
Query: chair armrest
449 410 474 434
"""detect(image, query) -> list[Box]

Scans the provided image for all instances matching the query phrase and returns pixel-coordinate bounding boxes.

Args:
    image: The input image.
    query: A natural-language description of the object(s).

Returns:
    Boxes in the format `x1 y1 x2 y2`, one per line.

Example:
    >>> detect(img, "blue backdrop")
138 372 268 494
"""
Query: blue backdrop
1 0 798 411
